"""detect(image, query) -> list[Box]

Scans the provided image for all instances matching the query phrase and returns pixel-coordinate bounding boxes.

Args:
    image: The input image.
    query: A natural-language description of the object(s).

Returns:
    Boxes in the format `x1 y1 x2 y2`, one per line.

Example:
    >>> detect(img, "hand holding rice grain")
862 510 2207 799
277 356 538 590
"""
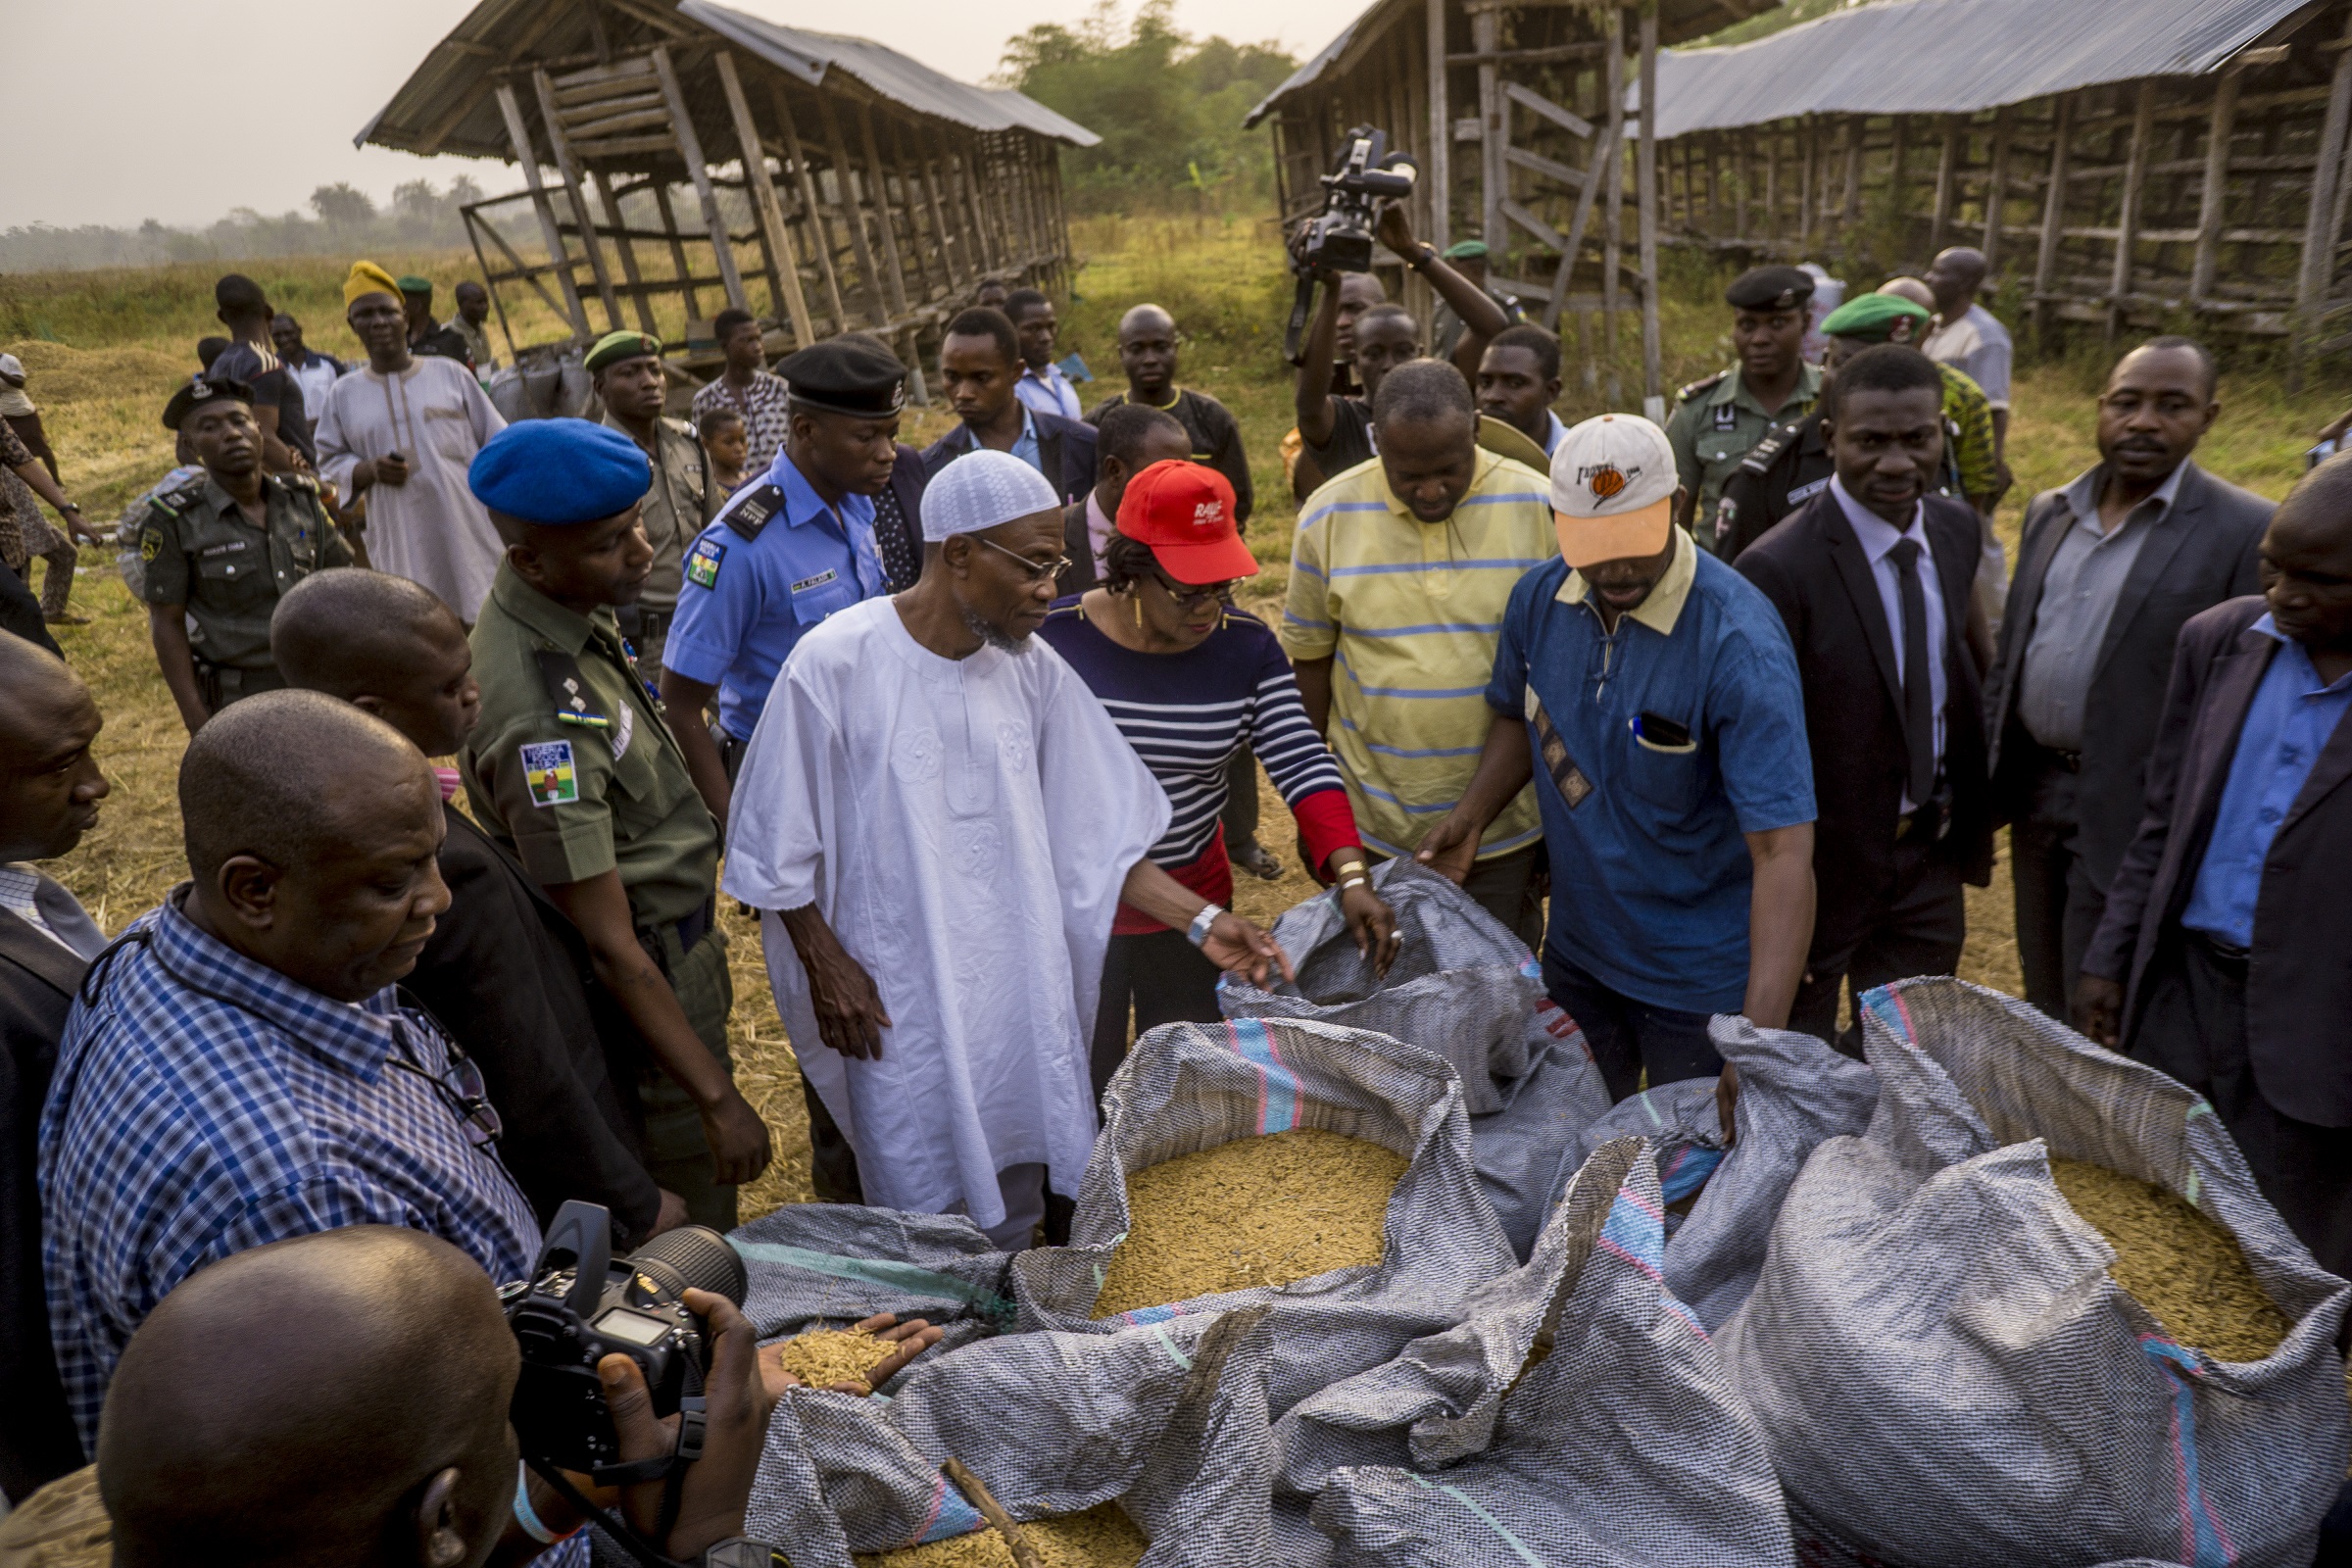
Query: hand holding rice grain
1091 1126 1408 1319
763 1312 945 1395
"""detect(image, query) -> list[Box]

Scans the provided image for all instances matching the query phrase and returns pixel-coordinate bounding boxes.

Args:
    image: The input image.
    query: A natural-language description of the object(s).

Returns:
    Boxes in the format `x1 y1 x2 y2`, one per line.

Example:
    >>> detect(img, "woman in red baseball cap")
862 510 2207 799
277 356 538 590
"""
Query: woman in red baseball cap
1036 460 1398 1095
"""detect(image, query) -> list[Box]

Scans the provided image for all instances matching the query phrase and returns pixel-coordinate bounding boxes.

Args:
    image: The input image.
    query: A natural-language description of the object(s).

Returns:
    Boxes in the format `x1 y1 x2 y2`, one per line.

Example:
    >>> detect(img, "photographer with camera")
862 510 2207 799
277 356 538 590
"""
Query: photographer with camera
1290 129 1515 501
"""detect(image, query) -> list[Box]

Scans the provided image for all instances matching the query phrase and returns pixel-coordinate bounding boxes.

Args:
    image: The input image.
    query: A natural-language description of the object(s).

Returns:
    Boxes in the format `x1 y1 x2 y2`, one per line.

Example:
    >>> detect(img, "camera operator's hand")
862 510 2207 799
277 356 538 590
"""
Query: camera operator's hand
599 1288 778 1559
1374 201 1422 264
760 1313 946 1397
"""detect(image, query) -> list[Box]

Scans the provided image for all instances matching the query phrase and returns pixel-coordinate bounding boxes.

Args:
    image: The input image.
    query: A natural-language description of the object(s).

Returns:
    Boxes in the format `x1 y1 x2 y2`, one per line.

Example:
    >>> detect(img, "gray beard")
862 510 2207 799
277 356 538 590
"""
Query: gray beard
961 605 1030 654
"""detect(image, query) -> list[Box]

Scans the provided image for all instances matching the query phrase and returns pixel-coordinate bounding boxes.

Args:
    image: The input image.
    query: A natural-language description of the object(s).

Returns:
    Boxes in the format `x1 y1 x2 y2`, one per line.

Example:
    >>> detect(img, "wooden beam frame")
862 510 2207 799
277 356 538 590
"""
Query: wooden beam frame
767 78 847 331
715 49 815 345
492 82 591 340
2109 79 2157 342
1426 0 1451 252
2034 94 2072 348
651 44 748 313
590 170 660 333
1637 3 1663 415
532 67 623 331
817 92 888 326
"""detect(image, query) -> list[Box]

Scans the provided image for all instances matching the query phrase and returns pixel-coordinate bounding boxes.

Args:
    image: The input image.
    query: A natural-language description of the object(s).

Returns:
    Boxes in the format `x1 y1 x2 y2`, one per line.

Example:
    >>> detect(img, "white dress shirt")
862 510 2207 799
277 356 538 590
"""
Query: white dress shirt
1830 476 1947 811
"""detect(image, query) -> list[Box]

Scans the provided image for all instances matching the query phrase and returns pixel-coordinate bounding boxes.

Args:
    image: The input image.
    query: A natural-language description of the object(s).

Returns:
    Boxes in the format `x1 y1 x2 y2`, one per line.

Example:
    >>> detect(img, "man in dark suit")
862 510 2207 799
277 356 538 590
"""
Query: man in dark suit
1739 345 1992 1049
2079 459 2352 1275
271 569 676 1247
0 636 110 1500
922 307 1098 508
1984 336 2271 1022
1056 402 1193 596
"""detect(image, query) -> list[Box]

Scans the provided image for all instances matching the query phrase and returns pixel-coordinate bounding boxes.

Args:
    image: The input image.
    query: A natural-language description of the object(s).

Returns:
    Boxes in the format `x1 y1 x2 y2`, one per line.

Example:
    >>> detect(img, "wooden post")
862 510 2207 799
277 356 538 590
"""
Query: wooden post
1797 118 1814 246
650 179 702 324
2188 71 2240 304
531 69 622 331
2295 12 2352 379
651 45 749 312
1476 6 1503 258
1765 127 1779 243
1602 2 1625 403
492 82 591 340
1541 120 1614 329
1735 137 1749 239
1981 105 2013 270
1427 0 1451 252
462 208 522 361
1888 117 1908 228
2034 94 2072 349
1637 3 1662 416
936 126 988 287
1930 115 1960 254
2109 78 2156 342
767 79 847 332
715 51 815 346
897 118 950 301
591 171 660 334
1840 115 1863 234
914 127 960 290
817 93 888 326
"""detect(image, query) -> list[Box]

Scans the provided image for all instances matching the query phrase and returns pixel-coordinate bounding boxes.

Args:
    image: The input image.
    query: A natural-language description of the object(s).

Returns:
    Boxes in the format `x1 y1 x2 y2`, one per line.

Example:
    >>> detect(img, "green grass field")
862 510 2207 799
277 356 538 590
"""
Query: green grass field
7 221 2337 1219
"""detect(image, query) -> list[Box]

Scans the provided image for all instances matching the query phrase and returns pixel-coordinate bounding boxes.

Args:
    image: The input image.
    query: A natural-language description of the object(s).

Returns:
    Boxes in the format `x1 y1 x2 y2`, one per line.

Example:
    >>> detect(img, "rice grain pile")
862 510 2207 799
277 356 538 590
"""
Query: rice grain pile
2049 1156 2292 1363
1092 1126 1407 1319
854 1502 1148 1567
768 1324 881 1392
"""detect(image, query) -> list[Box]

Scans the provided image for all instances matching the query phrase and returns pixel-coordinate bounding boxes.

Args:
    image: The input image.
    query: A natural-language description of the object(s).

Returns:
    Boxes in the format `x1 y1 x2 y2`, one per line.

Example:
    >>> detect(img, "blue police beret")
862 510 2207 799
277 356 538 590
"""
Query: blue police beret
467 417 651 525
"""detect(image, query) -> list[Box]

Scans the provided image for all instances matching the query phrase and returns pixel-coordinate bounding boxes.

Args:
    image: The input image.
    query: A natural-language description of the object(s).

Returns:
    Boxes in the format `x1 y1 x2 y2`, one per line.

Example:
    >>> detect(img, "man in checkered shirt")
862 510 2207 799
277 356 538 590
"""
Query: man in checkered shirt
39 691 543 1444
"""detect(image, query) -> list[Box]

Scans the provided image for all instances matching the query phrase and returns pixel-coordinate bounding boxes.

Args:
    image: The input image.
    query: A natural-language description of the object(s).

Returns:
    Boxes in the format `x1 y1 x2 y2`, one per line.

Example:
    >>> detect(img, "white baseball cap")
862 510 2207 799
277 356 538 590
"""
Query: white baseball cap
1547 413 1678 569
0 354 23 386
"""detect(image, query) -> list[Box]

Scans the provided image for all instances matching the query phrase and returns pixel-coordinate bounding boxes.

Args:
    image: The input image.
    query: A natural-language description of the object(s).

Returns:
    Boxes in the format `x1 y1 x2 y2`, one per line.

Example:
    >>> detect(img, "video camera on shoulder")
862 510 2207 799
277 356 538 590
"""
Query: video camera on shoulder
503 1200 749 1475
1287 126 1420 362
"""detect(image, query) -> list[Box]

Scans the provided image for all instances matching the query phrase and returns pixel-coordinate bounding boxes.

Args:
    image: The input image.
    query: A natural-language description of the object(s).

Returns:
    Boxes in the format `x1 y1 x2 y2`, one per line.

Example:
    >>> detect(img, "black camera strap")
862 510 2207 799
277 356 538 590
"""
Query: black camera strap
529 1455 691 1568
527 1392 707 1568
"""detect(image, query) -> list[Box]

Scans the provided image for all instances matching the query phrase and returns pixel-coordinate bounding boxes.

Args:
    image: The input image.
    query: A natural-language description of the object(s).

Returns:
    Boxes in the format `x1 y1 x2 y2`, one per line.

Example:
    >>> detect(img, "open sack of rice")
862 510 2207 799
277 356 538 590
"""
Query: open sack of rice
743 1307 1275 1568
1008 1017 1516 1417
1718 976 2352 1568
734 1203 1019 1370
1290 1137 1795 1567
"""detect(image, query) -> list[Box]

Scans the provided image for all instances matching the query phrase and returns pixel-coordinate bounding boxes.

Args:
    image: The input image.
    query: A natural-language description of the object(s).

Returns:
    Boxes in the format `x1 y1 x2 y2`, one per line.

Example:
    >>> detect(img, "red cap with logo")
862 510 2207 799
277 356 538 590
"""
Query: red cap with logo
1114 460 1259 584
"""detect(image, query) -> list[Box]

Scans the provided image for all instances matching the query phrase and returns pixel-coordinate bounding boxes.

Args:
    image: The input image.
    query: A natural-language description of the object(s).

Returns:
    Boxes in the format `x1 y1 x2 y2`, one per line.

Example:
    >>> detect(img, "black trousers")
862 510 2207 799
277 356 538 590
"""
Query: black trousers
1789 837 1967 1054
2011 758 2106 1023
2132 930 2352 1280
1222 749 1260 847
1544 949 1721 1103
1092 928 1225 1099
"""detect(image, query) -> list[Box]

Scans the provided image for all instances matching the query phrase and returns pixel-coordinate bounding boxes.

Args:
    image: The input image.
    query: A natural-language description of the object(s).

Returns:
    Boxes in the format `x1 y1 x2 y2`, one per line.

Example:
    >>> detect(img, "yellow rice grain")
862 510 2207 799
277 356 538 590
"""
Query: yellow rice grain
769 1325 881 1393
2049 1156 2292 1363
854 1502 1148 1567
1092 1126 1407 1319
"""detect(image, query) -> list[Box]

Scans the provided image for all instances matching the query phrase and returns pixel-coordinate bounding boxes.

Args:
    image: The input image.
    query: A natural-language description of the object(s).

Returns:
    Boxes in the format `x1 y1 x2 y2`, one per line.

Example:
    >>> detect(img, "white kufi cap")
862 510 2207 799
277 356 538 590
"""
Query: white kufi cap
919 449 1060 543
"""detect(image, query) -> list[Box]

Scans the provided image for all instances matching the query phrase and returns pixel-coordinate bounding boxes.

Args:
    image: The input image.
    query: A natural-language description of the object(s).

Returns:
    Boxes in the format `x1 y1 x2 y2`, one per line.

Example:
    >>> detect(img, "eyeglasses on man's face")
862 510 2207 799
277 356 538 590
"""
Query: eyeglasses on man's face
971 533 1070 583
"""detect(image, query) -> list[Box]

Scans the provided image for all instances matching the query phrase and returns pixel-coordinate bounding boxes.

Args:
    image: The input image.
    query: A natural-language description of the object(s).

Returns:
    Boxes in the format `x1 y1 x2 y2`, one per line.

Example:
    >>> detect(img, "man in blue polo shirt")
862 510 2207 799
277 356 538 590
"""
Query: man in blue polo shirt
661 337 902 820
1418 413 1817 1102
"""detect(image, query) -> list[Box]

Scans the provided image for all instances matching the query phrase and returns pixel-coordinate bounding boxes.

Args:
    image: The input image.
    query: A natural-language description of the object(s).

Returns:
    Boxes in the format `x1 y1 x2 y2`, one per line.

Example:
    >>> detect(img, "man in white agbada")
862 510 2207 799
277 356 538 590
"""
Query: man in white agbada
314 263 508 622
724 450 1292 1248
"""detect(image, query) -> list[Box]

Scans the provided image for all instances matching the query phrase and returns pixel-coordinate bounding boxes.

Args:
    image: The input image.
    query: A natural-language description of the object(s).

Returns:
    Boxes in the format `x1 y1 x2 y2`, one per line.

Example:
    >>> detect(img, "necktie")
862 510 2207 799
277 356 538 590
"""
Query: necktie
1890 537 1936 807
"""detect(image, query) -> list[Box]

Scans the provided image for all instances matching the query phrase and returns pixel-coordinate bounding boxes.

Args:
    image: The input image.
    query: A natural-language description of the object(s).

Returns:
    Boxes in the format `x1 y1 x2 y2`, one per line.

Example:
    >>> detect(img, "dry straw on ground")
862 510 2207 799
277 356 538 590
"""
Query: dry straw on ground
2049 1155 2292 1363
1092 1126 1406 1318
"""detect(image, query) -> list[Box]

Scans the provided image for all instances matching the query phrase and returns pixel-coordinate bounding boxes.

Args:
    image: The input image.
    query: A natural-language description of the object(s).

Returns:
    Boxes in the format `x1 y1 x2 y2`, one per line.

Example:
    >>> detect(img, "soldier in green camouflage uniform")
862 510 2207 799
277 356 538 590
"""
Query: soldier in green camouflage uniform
135 375 352 732
1662 266 1823 554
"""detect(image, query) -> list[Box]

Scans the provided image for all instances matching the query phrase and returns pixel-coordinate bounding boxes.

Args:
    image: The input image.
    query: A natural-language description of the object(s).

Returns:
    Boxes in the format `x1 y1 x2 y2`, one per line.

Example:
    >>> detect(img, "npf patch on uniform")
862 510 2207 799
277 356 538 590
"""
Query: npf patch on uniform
520 740 578 808
687 537 725 590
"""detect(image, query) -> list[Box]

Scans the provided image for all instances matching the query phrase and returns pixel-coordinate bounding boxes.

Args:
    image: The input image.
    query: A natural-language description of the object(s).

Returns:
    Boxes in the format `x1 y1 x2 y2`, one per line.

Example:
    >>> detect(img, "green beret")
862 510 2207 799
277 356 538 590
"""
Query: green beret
1442 240 1490 261
585 330 662 374
1819 292 1931 343
395 274 432 296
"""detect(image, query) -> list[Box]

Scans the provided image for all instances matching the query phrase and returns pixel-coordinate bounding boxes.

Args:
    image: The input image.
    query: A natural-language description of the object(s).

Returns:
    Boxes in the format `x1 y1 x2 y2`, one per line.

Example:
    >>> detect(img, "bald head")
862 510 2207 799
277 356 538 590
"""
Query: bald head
1924 248 1986 317
1877 276 1936 312
1115 304 1179 402
101 1227 517 1568
274 570 479 758
2260 451 2352 660
1118 304 1174 341
0 636 110 862
181 691 426 884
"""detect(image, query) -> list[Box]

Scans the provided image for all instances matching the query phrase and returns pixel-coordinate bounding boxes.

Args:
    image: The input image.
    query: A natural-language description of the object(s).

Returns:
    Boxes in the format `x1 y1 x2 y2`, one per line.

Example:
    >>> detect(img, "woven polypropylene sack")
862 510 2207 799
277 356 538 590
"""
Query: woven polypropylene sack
1008 1016 1517 1417
1720 976 2352 1568
731 1202 1014 1365
745 1309 1276 1566
1217 858 1542 1113
1300 1137 1795 1567
1471 999 1614 1260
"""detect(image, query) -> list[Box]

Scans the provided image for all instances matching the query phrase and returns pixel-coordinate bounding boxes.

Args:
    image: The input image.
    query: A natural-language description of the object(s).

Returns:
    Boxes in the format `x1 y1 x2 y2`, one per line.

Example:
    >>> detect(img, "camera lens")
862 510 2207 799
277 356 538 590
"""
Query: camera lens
624 1225 748 1307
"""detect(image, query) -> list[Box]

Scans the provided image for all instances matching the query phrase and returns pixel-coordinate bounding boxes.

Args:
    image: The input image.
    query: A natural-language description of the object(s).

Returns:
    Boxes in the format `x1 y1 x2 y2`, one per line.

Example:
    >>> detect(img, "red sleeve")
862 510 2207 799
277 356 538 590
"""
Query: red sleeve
1291 787 1363 882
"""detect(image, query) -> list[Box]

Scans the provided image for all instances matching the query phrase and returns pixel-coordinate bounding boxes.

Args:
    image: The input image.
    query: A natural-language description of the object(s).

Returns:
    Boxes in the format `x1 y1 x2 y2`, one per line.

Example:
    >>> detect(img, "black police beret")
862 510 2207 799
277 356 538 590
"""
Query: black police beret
776 336 907 418
162 374 255 430
1726 266 1816 313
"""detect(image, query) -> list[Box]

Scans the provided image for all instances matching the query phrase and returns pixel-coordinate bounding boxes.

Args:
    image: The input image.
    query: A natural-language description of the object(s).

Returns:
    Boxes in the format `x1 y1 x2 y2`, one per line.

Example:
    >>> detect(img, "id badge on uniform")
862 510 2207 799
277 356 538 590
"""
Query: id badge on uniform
1523 686 1592 808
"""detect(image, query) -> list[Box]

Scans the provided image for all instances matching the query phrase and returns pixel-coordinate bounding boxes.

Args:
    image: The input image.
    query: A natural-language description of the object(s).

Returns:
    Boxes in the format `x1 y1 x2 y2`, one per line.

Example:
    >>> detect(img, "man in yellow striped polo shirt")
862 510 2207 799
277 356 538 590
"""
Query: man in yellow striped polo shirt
1282 360 1554 948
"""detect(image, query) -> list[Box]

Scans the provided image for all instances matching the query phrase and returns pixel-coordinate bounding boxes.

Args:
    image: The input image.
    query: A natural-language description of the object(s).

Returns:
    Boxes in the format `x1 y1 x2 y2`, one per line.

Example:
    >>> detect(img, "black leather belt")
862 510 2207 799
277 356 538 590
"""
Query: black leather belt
636 898 714 979
2186 927 2251 967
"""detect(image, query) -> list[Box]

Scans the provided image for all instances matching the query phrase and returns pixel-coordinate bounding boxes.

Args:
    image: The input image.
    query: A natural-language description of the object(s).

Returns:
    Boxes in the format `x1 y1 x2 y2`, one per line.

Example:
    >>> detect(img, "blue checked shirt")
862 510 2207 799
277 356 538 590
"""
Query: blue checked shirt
39 892 545 1445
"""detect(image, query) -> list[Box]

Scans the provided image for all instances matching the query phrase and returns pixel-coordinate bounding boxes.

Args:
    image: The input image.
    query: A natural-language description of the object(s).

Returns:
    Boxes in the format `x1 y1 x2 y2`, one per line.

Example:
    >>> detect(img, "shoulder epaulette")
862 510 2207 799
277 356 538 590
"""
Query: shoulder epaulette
662 416 699 440
721 482 785 542
150 475 209 514
1675 370 1729 404
270 472 321 495
1739 418 1804 475
533 648 612 730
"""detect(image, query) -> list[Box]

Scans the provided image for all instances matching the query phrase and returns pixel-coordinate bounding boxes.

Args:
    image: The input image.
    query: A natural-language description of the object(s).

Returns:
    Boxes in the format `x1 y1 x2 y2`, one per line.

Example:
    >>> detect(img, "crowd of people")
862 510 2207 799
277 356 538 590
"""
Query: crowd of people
2 217 2348 1563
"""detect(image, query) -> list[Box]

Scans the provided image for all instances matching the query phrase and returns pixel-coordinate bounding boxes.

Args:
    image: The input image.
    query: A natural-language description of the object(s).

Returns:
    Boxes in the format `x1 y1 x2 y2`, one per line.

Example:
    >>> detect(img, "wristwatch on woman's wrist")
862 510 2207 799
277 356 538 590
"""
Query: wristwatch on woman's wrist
1186 903 1223 948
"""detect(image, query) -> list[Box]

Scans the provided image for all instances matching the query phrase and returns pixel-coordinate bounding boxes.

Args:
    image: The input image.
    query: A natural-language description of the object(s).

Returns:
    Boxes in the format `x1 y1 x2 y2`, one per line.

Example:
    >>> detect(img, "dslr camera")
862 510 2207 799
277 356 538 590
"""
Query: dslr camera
1287 126 1420 361
504 1200 749 1476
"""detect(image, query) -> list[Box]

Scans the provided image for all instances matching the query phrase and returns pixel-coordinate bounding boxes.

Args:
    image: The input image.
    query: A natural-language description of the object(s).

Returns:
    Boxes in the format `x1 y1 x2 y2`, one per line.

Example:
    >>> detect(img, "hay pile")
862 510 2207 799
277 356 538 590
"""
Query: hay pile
1092 1126 1408 1319
854 1503 1148 1567
769 1324 882 1392
2049 1156 2292 1362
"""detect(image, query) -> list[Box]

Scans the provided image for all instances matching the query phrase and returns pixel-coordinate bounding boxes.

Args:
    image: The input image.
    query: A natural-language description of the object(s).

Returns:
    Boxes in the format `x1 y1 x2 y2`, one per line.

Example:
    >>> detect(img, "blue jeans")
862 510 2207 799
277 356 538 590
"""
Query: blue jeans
1543 950 1722 1103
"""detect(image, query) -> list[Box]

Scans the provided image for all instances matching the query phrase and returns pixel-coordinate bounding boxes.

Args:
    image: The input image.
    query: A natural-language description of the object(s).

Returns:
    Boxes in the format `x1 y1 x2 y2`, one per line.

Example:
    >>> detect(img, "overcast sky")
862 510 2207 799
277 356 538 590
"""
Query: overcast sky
11 0 1348 231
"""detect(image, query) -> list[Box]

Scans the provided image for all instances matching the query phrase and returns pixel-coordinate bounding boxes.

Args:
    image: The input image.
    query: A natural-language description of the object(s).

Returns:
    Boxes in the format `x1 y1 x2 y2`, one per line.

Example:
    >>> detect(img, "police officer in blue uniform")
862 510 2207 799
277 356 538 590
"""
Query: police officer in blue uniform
659 336 906 821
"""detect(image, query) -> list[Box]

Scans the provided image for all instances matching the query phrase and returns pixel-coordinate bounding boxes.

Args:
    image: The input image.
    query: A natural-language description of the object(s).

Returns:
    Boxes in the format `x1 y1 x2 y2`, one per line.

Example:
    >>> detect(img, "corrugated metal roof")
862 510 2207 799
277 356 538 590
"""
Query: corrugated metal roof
680 1 1101 145
1651 0 2317 138
359 0 1097 156
1246 0 1784 127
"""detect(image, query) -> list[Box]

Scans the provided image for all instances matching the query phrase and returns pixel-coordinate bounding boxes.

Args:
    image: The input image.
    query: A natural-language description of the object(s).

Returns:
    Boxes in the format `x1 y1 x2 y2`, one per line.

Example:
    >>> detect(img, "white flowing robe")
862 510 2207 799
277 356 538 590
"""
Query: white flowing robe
724 597 1170 1229
315 357 508 620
